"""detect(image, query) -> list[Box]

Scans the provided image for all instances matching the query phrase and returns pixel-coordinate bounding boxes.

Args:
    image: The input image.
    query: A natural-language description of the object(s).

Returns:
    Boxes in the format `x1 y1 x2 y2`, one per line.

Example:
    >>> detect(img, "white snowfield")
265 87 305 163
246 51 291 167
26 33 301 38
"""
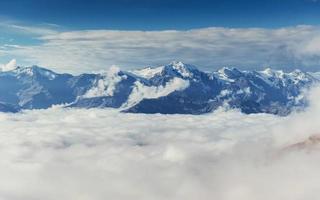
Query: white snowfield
0 87 320 200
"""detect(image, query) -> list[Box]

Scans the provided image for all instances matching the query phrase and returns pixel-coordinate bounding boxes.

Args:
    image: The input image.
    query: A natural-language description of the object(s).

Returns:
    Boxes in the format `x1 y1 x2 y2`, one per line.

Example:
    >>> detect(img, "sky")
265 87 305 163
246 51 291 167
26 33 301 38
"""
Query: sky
1 0 320 73
2 2 320 197
1 0 320 30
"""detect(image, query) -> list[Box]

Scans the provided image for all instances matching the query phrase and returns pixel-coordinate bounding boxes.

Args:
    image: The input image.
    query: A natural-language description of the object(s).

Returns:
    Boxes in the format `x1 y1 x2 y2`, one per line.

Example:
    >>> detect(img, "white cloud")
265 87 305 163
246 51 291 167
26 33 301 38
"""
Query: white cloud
124 77 190 108
0 85 319 199
83 66 125 98
0 21 58 36
0 59 17 71
3 25 320 73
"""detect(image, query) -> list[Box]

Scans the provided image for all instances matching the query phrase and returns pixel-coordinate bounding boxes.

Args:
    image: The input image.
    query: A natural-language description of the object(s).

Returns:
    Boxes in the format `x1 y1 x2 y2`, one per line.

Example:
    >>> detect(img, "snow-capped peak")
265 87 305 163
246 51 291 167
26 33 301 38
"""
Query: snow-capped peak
218 67 242 76
0 61 317 115
259 68 313 81
215 67 243 82
132 61 198 79
13 66 57 80
260 68 285 78
164 61 198 78
132 66 164 79
260 68 273 76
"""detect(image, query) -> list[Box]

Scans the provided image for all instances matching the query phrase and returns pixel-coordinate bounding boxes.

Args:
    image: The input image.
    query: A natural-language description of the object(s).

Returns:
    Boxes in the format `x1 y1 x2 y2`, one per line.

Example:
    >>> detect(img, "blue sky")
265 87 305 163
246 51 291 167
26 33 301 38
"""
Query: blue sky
1 0 320 73
0 0 320 30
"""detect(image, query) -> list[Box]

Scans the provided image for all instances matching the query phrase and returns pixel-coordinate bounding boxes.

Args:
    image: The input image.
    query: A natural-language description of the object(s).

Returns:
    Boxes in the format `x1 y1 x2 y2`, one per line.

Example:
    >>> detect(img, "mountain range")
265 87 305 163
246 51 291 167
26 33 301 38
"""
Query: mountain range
0 61 318 115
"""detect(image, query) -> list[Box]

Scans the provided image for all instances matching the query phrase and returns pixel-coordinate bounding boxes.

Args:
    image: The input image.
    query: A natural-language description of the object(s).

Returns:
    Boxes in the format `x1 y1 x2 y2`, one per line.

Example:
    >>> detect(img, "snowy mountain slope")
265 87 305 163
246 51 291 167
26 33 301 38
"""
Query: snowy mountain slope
125 62 317 115
0 61 317 115
0 102 20 113
0 66 97 110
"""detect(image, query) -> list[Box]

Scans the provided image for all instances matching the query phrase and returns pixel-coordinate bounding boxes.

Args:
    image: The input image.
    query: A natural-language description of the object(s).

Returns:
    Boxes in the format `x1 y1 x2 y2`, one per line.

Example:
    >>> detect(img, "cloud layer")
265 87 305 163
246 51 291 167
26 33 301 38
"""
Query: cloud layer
0 85 320 199
2 25 320 73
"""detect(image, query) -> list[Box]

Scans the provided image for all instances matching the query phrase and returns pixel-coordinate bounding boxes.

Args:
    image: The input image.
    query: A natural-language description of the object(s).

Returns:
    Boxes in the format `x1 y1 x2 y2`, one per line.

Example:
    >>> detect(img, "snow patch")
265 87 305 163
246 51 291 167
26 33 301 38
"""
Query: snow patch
259 68 285 79
218 89 232 98
237 87 251 95
132 66 164 79
170 61 194 78
215 67 236 82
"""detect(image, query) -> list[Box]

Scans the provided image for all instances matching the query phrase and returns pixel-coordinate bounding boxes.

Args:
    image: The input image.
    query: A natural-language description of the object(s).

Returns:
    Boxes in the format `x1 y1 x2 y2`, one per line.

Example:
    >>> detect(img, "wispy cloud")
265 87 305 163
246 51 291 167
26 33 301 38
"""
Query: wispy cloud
0 20 58 36
2 24 320 73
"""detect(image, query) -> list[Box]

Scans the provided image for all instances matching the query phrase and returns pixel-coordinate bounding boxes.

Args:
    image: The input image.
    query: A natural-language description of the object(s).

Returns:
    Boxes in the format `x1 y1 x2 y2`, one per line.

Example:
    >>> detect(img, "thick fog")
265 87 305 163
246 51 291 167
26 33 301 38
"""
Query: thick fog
0 87 320 200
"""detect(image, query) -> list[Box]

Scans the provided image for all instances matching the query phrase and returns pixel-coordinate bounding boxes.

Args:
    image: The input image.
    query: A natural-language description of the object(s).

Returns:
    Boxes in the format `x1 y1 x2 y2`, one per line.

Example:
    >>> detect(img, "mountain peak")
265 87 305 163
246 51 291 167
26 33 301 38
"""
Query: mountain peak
216 67 243 81
13 65 58 80
169 61 197 70
0 62 317 115
132 66 165 79
164 61 198 78
218 67 242 74
260 68 285 78
170 60 186 66
132 61 199 79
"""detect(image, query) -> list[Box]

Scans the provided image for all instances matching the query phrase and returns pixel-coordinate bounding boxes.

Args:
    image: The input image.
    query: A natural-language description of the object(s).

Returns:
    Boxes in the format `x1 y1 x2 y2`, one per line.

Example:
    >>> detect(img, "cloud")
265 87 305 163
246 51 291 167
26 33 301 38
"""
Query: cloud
2 24 320 73
0 59 16 71
124 77 190 108
0 21 58 36
0 85 319 199
83 66 124 98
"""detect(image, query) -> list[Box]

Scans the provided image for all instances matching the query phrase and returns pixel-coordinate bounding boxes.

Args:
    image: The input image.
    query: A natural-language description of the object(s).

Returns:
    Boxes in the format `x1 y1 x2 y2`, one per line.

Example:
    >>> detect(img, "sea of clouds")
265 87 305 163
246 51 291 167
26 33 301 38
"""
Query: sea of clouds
0 87 320 199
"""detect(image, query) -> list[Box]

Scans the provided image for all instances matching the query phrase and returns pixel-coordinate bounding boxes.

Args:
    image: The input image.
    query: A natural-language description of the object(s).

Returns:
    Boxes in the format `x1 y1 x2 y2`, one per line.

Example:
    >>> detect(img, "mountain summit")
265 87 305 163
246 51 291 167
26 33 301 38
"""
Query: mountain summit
0 62 317 115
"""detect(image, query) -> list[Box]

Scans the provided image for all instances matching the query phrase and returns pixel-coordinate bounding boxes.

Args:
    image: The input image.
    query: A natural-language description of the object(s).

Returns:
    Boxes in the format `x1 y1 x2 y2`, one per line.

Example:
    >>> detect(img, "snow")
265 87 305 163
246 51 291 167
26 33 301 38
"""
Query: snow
288 70 312 83
14 66 37 76
44 71 56 80
14 66 58 80
132 66 164 79
259 68 315 88
259 68 285 79
258 68 294 88
260 68 274 77
170 61 195 78
0 61 317 115
20 68 34 76
237 87 251 95
218 89 232 98
215 67 236 82
132 61 197 79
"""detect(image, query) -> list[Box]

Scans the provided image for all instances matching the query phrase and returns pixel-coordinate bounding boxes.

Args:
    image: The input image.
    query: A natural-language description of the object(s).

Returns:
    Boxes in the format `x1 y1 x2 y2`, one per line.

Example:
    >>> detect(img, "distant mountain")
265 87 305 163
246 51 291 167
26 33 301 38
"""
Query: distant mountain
0 61 318 115
0 102 19 113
